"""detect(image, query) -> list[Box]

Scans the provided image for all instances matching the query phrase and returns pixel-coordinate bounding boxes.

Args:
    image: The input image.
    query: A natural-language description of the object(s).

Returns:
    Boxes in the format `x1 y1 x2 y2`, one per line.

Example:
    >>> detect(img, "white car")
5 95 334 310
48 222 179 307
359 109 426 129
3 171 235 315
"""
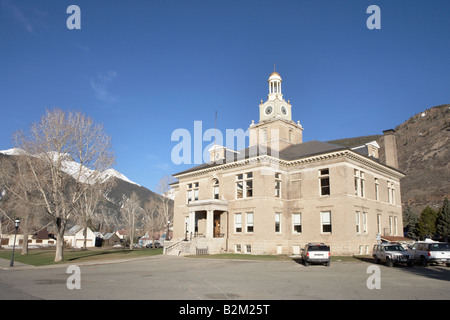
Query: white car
373 243 414 267
301 243 330 266
407 240 450 267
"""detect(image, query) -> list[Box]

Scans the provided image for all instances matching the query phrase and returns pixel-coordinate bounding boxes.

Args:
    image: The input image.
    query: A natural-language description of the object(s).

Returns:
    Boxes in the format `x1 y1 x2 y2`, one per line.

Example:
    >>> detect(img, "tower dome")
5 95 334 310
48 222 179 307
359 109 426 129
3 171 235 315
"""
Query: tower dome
268 71 282 100
268 71 282 81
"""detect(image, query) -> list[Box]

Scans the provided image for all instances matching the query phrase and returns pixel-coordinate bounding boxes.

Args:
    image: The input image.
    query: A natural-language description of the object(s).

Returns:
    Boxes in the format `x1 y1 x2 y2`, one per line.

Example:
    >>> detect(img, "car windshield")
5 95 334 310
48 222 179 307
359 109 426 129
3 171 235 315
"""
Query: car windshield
308 245 329 251
385 245 404 251
429 243 450 251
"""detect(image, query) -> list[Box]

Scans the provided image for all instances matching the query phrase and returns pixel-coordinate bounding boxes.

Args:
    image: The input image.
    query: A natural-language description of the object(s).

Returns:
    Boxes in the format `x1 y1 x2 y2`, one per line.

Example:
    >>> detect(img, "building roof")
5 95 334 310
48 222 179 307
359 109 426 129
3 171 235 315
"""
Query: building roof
278 140 346 161
174 140 347 176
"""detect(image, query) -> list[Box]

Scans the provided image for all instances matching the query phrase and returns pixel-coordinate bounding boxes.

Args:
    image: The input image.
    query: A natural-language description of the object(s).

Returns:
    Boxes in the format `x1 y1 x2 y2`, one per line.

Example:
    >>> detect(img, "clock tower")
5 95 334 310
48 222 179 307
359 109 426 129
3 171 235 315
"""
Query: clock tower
249 70 303 151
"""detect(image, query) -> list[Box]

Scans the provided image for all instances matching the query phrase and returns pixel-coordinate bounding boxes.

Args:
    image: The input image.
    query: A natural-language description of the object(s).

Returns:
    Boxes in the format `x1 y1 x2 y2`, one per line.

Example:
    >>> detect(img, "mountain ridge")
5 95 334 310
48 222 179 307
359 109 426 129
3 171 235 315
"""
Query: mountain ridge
330 104 449 214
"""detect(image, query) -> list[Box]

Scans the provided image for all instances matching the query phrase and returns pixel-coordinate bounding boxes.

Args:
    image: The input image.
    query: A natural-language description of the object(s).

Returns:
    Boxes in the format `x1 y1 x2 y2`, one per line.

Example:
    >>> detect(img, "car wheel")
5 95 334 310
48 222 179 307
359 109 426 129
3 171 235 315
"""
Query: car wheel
386 257 393 267
325 262 330 267
421 257 429 267
304 260 310 266
373 256 379 264
407 261 414 267
446 263 450 267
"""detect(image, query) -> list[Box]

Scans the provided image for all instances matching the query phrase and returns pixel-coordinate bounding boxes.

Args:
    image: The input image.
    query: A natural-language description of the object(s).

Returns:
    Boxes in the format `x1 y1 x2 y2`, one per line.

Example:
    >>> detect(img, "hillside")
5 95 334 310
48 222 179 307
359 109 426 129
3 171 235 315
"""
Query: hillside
330 104 449 214
377 104 450 212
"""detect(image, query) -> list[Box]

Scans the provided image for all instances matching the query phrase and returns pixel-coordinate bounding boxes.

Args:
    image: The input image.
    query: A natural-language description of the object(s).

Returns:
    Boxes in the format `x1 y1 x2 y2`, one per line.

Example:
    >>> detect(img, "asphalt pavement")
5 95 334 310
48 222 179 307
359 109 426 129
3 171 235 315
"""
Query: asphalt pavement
1 255 449 301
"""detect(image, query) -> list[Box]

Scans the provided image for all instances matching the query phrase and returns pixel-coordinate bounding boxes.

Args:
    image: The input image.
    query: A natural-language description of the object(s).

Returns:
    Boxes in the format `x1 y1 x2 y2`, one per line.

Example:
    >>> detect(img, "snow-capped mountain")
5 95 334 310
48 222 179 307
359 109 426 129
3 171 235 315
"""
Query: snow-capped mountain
0 148 140 187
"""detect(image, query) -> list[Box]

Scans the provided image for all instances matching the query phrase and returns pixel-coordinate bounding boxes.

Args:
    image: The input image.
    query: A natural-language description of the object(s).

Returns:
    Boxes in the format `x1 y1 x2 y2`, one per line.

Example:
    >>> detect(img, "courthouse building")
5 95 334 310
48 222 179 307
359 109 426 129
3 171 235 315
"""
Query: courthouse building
166 71 405 256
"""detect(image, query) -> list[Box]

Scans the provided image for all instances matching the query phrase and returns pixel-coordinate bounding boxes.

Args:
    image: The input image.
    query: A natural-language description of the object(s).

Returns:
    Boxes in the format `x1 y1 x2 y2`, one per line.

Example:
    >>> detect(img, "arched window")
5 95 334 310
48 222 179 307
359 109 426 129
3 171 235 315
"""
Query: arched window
212 179 219 200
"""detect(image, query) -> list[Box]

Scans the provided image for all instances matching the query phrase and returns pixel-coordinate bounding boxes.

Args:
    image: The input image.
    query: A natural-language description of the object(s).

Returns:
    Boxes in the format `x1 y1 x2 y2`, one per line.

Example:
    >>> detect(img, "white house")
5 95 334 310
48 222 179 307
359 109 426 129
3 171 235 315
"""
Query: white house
64 225 96 248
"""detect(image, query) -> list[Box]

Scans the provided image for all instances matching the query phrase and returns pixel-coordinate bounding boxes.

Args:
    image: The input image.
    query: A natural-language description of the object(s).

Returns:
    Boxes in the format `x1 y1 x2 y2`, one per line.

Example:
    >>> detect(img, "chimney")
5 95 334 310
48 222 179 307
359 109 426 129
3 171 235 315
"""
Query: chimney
383 129 398 169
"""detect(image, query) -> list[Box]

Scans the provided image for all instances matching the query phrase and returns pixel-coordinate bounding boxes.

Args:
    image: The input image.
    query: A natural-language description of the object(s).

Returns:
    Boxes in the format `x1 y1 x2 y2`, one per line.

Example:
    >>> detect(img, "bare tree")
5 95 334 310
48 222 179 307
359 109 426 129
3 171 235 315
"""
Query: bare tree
143 198 163 249
0 153 47 255
73 181 104 250
13 109 115 262
120 191 143 250
155 175 175 241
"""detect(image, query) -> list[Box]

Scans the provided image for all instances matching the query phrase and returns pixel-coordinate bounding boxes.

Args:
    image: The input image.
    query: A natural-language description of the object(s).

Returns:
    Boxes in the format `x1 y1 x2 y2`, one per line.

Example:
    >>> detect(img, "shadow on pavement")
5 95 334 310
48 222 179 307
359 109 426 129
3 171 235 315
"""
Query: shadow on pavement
354 255 450 282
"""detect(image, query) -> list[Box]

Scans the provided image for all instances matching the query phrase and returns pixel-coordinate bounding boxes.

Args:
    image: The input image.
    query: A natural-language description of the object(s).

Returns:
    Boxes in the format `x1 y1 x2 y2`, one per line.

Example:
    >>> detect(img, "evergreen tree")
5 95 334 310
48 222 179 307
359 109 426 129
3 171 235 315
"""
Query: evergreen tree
416 206 438 239
436 198 450 239
403 206 419 239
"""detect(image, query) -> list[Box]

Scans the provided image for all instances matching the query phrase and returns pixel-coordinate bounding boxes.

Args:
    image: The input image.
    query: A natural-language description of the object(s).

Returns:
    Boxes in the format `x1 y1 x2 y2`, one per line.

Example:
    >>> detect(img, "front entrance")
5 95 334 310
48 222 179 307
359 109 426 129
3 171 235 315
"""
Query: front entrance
214 213 221 238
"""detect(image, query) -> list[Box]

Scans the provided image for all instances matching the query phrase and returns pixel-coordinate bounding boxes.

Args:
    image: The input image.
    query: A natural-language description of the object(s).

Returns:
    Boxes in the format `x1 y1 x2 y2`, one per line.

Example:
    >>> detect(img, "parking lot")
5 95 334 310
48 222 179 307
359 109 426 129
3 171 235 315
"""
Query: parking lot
1 255 449 300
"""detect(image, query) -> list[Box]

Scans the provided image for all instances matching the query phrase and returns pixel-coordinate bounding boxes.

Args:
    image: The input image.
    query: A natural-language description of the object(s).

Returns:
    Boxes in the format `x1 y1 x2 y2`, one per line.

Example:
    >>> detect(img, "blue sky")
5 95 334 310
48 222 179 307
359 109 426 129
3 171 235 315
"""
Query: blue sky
0 0 449 192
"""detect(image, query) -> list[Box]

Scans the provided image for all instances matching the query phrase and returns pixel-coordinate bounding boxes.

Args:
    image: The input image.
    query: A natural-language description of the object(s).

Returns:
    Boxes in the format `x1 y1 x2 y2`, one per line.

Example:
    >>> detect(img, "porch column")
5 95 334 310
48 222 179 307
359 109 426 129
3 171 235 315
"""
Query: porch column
206 209 214 239
189 211 195 236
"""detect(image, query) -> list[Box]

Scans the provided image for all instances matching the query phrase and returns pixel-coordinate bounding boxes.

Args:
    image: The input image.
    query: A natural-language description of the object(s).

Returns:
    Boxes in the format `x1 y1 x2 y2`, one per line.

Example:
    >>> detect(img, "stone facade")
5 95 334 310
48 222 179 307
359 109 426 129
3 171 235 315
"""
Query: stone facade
167 71 405 256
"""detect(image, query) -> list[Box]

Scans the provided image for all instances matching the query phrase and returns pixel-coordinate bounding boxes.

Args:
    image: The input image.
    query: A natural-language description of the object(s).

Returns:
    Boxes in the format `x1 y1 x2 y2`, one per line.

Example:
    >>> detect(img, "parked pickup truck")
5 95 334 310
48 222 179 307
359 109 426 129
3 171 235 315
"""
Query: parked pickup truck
407 240 450 267
373 243 414 267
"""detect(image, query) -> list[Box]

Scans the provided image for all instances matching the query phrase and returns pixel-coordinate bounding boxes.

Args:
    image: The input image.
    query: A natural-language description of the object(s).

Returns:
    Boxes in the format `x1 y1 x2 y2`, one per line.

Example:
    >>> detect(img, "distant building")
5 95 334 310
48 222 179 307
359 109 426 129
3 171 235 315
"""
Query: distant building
167 71 405 256
64 225 96 248
102 232 121 246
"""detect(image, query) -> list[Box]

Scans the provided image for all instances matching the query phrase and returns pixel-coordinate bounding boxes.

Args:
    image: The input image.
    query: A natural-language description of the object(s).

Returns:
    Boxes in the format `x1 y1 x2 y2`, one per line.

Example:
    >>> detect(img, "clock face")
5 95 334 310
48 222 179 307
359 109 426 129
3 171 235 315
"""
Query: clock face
281 106 287 115
265 106 273 115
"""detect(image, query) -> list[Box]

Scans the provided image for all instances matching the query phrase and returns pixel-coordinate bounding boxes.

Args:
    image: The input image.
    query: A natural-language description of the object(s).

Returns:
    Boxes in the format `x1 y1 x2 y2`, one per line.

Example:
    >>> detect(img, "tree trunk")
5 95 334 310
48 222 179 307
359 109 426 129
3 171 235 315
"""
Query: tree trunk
83 225 87 250
21 230 29 255
55 232 64 262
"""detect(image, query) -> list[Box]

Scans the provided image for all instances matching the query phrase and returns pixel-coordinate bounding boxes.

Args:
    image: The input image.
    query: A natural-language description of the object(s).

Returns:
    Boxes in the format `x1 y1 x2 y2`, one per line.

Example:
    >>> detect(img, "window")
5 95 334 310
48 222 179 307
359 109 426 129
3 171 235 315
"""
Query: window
275 213 281 233
356 211 361 233
246 180 253 197
360 172 365 198
355 211 367 234
246 212 254 233
236 172 253 199
354 170 365 197
246 245 252 253
394 216 398 235
293 213 302 233
235 213 242 233
194 183 199 201
213 179 219 200
321 211 332 233
377 214 381 234
389 216 394 235
187 182 199 203
320 169 330 196
387 181 395 204
235 244 241 253
236 175 243 199
275 173 281 198
375 178 379 201
362 212 367 233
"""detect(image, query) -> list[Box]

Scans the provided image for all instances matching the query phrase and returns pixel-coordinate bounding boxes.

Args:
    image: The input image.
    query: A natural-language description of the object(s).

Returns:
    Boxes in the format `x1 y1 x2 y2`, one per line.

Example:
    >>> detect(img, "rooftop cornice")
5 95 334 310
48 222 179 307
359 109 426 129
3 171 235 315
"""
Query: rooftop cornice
173 149 405 180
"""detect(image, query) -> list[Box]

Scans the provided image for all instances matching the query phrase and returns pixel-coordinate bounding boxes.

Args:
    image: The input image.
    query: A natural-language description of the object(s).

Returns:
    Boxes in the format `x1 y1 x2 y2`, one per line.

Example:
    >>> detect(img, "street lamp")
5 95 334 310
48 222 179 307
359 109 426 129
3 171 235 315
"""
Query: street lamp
10 218 20 267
